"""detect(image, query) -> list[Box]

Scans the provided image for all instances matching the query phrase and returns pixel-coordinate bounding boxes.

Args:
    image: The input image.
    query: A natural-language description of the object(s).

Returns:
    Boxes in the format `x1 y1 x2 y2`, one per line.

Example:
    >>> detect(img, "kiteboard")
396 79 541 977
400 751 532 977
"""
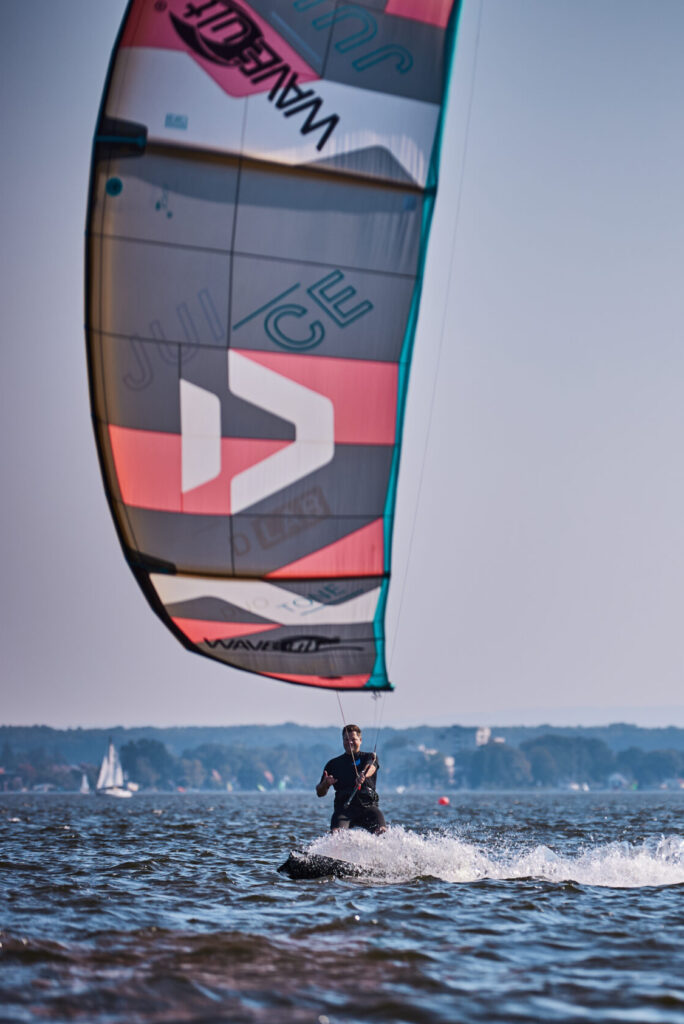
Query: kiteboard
278 850 366 880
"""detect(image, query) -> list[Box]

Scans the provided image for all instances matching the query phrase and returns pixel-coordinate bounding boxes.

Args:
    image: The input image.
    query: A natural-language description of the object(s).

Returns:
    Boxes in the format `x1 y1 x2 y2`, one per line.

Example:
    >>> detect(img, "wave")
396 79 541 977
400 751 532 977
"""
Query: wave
305 826 684 888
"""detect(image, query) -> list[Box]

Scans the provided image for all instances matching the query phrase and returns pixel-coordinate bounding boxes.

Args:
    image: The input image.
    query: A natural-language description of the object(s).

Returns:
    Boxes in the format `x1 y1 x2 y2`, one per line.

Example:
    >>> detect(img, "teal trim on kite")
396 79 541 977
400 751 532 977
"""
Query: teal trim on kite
373 3 462 689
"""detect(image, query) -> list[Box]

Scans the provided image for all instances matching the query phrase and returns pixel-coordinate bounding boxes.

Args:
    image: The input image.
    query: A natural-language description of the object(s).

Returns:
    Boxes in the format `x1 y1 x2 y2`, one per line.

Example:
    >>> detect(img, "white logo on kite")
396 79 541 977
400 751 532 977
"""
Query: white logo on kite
179 351 334 512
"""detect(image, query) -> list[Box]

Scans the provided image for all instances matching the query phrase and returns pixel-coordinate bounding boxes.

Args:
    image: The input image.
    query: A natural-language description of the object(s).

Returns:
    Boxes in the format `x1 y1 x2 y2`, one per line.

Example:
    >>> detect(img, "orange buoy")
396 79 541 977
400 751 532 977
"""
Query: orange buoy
438 796 450 806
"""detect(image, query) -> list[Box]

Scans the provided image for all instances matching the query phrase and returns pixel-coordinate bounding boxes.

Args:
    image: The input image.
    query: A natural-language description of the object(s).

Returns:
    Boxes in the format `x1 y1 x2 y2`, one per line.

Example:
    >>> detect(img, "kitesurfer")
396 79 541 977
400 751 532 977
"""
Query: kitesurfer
316 724 386 834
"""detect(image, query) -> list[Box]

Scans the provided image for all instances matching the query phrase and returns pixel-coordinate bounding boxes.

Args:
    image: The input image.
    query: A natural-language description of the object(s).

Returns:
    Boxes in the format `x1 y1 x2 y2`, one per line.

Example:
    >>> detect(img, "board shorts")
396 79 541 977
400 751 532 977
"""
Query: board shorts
330 805 386 834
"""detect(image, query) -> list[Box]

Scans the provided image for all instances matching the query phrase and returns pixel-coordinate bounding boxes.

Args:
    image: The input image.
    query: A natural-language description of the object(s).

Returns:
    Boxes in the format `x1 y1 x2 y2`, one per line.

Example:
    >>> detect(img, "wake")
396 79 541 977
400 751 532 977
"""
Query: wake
305 826 684 888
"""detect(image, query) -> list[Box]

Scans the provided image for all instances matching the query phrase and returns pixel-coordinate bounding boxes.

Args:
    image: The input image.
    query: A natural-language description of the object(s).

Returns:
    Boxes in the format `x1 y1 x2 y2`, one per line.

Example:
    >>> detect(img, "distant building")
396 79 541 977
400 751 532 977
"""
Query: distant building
475 727 491 747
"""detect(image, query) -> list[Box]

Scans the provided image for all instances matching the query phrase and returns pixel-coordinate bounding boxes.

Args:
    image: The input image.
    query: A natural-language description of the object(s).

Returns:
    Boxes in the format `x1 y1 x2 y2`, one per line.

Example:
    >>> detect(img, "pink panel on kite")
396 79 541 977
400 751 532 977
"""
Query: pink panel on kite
109 424 181 511
182 438 290 515
236 351 398 446
109 427 291 514
385 0 454 28
267 518 385 579
120 0 318 99
264 672 371 689
172 618 279 644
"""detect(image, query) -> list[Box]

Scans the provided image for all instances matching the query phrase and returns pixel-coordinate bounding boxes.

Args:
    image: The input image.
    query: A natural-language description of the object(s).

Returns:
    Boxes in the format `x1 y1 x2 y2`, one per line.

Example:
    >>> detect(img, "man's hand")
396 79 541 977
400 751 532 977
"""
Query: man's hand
316 770 337 797
358 755 377 786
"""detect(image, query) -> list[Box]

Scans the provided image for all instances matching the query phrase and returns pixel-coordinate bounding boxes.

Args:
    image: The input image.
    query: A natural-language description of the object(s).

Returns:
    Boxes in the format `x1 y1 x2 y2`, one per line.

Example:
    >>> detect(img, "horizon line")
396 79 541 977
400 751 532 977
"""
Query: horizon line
3 709 684 731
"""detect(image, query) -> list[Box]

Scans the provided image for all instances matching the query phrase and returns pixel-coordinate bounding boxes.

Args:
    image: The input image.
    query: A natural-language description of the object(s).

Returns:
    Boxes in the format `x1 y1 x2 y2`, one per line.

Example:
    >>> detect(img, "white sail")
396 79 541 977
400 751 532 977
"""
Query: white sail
80 772 90 794
96 751 112 790
112 747 124 788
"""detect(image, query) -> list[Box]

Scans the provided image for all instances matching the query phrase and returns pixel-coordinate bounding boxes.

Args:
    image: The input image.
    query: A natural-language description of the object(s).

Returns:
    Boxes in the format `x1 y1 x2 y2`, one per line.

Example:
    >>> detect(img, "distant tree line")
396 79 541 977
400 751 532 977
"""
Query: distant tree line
466 736 683 789
1 732 683 792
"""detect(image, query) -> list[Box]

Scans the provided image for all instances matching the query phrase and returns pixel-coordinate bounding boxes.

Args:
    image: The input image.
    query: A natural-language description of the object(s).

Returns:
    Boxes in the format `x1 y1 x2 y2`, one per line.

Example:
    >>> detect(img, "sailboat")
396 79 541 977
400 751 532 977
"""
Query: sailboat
96 739 132 798
80 772 90 794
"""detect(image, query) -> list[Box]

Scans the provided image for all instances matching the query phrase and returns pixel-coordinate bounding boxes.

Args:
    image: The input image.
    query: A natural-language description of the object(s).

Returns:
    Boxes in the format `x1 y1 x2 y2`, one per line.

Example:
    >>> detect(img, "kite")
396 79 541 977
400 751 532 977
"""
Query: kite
85 0 459 690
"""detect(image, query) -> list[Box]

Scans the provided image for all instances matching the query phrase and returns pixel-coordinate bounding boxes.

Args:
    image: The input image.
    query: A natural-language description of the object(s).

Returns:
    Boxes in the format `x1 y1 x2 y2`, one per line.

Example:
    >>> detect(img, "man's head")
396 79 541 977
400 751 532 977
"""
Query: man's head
342 724 362 755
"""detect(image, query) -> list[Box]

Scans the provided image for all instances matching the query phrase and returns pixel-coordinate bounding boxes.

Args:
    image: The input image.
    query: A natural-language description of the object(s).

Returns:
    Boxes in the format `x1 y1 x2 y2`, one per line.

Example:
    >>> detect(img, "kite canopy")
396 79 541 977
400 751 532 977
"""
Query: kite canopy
85 0 459 691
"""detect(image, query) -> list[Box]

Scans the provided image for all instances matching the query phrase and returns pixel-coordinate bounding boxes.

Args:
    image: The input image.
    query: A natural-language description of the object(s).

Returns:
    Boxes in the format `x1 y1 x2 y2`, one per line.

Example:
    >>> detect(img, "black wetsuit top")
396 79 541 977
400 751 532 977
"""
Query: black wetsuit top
323 751 379 812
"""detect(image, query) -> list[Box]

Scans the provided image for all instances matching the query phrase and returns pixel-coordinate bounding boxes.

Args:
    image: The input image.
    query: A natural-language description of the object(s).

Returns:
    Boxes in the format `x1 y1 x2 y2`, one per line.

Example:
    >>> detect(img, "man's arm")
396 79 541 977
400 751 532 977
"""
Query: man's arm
316 769 337 797
360 753 378 782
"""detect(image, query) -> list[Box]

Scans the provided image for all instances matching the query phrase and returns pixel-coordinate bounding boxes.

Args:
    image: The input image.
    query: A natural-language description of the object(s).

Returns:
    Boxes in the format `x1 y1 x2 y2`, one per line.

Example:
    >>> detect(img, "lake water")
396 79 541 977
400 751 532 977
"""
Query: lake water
1 791 683 1023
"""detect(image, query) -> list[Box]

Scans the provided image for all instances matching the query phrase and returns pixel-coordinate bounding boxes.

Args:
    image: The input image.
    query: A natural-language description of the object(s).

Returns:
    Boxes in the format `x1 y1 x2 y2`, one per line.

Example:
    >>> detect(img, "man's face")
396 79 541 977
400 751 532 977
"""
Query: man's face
342 729 362 755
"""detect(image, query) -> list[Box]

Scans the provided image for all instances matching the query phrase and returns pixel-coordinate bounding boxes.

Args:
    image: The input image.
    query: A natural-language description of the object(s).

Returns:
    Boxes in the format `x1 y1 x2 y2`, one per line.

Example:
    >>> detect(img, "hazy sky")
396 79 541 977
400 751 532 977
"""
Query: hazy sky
2 0 684 729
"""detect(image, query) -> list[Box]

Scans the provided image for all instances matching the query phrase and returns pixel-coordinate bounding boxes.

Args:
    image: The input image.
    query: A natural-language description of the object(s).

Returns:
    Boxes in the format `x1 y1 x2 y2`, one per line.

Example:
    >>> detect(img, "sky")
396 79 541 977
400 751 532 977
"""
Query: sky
1 0 684 730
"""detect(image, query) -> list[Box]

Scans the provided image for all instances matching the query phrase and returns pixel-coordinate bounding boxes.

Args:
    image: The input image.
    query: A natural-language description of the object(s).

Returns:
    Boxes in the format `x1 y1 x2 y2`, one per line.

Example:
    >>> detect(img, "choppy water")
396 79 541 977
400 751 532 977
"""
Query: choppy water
1 791 683 1023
